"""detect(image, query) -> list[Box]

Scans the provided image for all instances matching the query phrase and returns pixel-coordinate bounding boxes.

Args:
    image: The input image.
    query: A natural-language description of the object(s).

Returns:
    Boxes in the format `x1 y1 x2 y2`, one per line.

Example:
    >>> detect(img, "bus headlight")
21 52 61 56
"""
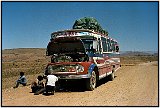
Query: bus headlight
76 64 84 73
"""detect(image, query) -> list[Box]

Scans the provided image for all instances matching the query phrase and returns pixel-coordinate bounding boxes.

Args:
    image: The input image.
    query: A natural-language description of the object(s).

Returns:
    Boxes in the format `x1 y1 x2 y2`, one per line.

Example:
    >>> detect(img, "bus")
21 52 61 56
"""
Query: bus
45 29 120 90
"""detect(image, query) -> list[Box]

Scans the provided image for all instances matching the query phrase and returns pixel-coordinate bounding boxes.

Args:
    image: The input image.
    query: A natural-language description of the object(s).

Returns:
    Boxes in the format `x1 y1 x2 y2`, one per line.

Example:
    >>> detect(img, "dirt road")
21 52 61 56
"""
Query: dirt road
2 61 158 106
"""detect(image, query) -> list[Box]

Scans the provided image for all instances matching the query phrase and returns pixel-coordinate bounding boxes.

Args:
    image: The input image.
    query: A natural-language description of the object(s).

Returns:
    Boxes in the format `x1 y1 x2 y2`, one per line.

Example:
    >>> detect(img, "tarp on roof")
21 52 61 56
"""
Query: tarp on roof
72 17 108 36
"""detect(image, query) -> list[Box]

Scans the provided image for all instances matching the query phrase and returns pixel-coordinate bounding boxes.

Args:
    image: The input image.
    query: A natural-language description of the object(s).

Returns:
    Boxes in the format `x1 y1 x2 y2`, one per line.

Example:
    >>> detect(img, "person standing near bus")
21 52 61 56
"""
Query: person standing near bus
45 72 58 95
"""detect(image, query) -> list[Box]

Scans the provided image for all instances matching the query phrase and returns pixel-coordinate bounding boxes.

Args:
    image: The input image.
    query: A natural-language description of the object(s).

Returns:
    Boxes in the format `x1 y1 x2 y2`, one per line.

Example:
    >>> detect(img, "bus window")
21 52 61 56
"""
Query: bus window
101 37 107 52
107 38 111 52
111 40 115 51
93 40 98 50
98 38 102 53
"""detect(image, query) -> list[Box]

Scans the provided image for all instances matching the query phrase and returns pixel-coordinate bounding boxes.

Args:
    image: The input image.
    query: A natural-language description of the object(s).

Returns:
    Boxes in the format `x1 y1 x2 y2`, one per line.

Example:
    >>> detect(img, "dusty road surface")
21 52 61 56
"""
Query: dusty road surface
2 61 158 106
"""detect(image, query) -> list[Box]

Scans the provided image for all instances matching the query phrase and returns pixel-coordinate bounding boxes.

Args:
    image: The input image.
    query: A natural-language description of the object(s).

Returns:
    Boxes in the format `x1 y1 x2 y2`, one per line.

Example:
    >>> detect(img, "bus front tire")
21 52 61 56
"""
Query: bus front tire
86 71 96 91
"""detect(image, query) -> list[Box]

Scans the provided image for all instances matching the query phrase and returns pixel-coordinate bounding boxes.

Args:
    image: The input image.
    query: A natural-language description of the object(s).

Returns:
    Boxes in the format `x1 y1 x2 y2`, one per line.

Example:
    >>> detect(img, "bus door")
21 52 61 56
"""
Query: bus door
95 37 108 77
95 56 112 79
96 57 107 77
101 37 112 75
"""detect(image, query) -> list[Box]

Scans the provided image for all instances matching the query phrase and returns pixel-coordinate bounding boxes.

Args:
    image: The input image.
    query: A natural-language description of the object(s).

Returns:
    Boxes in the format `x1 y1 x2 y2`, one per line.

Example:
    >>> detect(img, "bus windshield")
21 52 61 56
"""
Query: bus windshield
82 40 93 50
81 39 98 53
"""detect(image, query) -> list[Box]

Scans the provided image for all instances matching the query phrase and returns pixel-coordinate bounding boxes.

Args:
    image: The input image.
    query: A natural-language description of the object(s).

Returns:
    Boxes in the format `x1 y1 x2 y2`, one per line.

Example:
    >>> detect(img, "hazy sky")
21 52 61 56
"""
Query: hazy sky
2 1 158 51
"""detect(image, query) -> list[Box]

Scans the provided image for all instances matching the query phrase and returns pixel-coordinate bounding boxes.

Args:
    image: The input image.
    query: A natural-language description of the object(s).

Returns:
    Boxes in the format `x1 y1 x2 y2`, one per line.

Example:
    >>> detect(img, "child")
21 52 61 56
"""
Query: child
45 73 58 95
31 75 45 95
13 72 27 88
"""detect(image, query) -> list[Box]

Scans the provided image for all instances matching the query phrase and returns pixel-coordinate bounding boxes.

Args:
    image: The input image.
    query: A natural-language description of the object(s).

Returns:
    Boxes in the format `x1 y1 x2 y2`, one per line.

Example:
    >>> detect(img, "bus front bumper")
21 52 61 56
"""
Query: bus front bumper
57 74 91 79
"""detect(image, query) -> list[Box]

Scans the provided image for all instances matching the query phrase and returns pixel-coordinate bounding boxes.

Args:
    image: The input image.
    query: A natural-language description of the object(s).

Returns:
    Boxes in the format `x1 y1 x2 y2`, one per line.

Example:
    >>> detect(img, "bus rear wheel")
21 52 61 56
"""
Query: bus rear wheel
86 71 96 91
108 70 115 81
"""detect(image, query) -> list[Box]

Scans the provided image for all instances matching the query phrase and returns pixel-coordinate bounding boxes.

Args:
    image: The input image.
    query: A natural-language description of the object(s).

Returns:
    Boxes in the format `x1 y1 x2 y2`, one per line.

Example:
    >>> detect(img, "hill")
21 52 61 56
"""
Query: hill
2 48 49 77
120 51 158 56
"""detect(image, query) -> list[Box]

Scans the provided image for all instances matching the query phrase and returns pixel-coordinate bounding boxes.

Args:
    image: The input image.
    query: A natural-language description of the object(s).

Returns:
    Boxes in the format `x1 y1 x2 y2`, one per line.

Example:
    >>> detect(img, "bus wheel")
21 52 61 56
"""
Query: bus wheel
108 70 115 81
86 71 96 91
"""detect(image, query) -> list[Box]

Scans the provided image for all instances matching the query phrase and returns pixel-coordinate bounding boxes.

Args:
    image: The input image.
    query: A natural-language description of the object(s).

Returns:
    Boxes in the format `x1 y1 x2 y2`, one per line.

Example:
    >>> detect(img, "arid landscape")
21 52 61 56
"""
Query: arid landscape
2 48 158 106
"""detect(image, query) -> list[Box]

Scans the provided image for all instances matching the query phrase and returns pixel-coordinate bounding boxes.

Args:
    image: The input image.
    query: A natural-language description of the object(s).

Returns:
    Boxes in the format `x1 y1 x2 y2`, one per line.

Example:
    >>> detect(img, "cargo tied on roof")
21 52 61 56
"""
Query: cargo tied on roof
72 17 108 36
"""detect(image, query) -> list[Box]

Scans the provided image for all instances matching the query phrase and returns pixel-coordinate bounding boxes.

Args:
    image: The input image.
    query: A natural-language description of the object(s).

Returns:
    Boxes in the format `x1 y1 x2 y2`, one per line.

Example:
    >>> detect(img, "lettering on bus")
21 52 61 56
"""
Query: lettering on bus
51 31 96 39
51 31 78 39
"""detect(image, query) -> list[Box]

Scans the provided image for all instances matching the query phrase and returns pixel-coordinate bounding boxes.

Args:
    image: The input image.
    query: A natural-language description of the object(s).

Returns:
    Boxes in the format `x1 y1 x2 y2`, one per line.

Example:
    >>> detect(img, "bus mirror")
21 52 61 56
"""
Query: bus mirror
116 46 119 52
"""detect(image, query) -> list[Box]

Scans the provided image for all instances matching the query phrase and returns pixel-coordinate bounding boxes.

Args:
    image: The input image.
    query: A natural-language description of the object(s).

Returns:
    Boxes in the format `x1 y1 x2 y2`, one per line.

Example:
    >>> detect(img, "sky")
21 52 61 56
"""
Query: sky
2 1 158 51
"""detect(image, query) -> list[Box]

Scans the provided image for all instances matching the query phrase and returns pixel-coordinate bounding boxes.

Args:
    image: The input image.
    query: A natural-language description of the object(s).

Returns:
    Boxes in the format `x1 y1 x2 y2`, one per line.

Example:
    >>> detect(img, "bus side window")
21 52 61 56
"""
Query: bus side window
101 37 107 52
98 38 102 53
107 38 112 52
111 40 115 52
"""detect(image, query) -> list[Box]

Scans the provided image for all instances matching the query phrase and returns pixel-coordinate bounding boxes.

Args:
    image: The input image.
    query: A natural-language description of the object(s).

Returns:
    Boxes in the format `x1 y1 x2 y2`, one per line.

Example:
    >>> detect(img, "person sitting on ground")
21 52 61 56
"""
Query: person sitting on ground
13 72 27 88
31 75 45 95
44 72 58 95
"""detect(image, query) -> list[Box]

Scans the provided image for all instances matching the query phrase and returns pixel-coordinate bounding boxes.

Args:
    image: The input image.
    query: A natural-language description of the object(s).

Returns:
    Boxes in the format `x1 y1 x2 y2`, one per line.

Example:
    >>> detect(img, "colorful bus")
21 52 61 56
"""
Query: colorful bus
45 29 120 90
